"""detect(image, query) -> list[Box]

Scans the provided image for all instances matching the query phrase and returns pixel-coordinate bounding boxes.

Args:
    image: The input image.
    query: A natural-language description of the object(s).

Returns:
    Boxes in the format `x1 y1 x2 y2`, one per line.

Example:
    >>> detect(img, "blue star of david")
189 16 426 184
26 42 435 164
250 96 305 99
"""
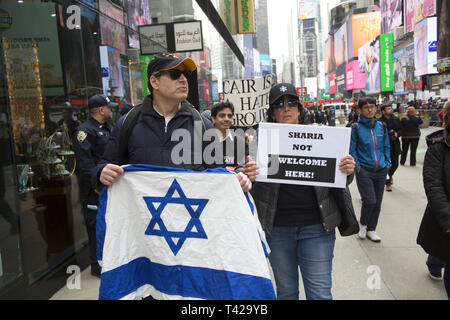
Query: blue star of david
143 179 209 256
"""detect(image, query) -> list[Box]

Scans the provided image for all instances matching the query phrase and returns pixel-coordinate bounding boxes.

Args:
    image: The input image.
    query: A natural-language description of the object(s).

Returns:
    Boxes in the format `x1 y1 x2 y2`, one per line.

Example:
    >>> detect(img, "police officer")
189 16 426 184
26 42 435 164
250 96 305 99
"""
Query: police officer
73 94 116 277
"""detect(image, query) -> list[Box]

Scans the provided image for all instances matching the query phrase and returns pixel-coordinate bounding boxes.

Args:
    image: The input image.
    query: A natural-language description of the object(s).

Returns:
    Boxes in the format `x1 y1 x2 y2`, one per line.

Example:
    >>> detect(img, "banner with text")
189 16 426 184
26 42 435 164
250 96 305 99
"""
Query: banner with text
223 74 273 127
255 122 351 188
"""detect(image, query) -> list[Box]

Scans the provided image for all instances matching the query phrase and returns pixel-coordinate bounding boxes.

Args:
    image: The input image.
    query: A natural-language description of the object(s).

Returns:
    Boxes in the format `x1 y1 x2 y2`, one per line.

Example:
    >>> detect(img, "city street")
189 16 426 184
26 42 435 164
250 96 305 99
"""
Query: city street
50 125 448 300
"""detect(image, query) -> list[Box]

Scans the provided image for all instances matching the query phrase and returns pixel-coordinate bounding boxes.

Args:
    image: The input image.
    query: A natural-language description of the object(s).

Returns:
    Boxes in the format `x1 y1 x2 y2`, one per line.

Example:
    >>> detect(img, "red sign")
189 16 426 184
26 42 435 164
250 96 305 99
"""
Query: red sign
329 71 337 94
296 87 307 96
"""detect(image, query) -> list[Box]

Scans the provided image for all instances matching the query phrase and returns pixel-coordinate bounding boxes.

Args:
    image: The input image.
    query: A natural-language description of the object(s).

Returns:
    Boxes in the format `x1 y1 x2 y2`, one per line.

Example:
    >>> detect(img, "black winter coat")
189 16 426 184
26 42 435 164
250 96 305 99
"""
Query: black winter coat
417 128 450 263
400 116 422 138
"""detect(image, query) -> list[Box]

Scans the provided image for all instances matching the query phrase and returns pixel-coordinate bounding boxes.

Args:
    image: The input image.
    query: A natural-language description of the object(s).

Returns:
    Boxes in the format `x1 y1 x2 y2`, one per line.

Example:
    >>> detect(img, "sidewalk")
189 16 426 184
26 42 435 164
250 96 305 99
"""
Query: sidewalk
51 126 448 300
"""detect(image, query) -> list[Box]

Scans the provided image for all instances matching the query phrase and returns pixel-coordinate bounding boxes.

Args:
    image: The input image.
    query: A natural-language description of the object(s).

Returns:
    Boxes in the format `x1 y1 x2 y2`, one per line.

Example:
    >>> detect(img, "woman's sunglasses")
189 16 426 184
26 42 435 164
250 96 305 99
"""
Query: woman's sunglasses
272 99 298 110
153 69 193 80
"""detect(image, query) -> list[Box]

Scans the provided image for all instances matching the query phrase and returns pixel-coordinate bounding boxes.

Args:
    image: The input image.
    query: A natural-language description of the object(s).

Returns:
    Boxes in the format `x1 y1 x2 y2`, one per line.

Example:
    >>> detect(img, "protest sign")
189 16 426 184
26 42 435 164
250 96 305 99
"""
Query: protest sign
222 74 273 127
255 122 351 188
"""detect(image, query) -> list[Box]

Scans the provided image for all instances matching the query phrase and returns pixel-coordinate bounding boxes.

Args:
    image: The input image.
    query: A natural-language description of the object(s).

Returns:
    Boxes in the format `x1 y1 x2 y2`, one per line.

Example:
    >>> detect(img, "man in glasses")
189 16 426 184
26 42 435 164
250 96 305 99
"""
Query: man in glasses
350 97 390 243
73 94 117 278
97 52 252 191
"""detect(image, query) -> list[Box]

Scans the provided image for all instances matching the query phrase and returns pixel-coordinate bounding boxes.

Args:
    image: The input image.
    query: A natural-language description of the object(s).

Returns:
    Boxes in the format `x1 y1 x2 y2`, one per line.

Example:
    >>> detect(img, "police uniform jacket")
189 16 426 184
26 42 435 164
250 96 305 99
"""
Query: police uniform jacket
74 117 113 204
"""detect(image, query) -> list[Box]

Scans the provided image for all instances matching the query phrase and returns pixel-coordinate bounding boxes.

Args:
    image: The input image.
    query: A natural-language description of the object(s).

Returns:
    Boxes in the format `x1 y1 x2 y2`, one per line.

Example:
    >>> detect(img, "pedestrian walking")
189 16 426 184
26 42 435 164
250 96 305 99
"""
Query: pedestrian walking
350 97 391 243
400 106 422 166
417 100 450 299
249 83 356 300
379 104 402 192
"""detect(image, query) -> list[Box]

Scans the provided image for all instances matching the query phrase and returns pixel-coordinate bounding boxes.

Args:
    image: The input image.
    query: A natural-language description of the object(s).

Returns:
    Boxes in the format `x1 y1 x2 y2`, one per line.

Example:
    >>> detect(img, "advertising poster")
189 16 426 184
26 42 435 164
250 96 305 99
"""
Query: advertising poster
222 74 273 127
405 0 415 32
244 33 254 78
99 46 124 98
380 33 394 92
381 0 403 33
336 64 346 96
299 0 318 20
393 44 414 95
414 0 436 24
329 71 337 94
350 12 381 58
437 0 450 62
346 60 365 90
99 0 126 55
324 37 335 74
126 0 151 49
414 17 437 76
255 122 351 188
334 23 347 67
358 37 381 94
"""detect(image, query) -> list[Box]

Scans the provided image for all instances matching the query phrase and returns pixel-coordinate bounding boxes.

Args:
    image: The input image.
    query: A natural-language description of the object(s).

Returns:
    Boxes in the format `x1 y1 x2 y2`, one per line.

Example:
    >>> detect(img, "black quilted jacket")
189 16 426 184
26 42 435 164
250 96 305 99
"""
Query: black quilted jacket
417 128 450 262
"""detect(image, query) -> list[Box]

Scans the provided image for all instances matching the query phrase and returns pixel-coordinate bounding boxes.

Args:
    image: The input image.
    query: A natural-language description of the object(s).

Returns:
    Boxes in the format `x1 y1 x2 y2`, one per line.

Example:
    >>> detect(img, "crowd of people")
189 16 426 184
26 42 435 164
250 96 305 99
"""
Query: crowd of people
69 52 449 300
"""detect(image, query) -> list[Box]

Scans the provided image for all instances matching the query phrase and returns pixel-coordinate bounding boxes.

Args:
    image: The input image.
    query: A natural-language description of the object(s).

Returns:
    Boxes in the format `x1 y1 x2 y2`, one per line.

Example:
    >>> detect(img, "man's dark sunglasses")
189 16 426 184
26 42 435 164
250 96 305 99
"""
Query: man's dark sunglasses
154 69 192 80
272 99 298 110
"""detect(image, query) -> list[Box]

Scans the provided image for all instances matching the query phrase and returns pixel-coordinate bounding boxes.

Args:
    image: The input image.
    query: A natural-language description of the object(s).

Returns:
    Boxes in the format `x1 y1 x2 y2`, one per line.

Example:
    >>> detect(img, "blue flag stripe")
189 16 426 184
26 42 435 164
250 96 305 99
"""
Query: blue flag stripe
99 257 276 300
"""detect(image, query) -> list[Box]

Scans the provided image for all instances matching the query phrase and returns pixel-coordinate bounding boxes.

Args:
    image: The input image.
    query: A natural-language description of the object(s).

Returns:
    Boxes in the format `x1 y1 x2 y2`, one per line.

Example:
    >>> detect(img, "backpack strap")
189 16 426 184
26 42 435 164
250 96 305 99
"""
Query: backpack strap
119 104 142 165
351 122 358 140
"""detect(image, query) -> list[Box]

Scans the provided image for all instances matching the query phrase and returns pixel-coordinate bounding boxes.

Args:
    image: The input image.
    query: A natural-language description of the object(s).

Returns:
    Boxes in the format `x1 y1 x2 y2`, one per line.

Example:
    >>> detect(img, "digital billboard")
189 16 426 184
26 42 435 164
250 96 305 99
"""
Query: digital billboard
329 71 337 94
414 0 436 24
437 0 450 61
346 60 365 90
126 0 151 49
414 16 438 76
324 37 335 74
393 44 414 95
99 0 126 55
336 64 346 96
405 0 415 32
350 12 381 58
358 37 381 94
334 22 347 67
380 33 394 92
299 0 318 20
381 0 403 33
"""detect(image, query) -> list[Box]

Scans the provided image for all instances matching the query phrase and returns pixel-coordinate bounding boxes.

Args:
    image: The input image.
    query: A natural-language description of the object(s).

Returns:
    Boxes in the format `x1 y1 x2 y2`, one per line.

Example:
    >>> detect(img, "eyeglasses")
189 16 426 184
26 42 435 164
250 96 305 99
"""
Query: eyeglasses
153 69 192 80
272 100 298 110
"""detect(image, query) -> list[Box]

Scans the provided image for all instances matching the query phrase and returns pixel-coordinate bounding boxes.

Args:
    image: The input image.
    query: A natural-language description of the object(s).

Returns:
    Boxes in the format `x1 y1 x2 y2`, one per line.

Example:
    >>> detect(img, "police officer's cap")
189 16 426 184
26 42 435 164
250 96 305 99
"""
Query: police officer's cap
147 53 197 79
88 94 118 109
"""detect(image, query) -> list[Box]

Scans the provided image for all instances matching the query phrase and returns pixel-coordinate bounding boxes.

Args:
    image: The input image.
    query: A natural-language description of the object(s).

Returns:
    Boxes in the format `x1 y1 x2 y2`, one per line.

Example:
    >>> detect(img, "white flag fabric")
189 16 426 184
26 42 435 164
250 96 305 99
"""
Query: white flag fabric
96 164 275 300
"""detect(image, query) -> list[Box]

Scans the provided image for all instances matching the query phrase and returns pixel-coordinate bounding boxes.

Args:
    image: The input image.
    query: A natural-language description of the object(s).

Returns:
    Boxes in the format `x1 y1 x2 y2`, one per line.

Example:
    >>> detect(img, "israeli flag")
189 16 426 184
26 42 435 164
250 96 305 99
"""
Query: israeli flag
97 164 275 300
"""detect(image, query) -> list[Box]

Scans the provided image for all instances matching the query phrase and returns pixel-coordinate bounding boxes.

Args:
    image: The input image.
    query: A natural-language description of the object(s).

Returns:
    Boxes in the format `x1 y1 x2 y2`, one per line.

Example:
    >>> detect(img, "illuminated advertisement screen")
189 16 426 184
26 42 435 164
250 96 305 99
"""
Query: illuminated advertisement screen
414 0 436 24
336 64 346 96
299 0 318 20
393 44 414 95
99 0 126 55
329 71 336 94
358 37 381 94
381 0 403 33
334 23 347 67
350 12 381 58
414 16 438 77
324 37 335 74
346 60 365 90
437 0 450 61
380 33 394 92
405 0 415 32
126 0 151 49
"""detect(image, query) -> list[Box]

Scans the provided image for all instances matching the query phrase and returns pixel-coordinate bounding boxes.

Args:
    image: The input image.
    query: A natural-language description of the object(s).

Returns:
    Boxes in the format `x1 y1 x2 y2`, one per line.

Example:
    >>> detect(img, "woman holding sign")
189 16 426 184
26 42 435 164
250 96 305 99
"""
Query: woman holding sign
249 83 356 300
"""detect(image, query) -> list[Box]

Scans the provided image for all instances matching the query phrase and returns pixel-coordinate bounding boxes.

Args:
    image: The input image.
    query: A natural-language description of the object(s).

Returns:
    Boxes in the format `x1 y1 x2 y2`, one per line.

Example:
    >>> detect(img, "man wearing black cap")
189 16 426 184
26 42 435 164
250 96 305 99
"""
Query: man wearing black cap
73 94 116 277
97 53 251 191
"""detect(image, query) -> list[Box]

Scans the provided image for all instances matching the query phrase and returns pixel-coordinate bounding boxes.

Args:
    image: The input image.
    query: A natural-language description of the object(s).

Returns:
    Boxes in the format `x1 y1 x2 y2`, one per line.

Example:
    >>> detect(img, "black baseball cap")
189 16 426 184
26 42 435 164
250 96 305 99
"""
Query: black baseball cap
88 94 118 109
269 83 299 105
147 53 197 79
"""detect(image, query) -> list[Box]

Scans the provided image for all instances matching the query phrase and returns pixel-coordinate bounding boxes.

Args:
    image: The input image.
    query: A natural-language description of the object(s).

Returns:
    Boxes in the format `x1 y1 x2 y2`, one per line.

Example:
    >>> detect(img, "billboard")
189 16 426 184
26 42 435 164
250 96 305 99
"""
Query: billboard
405 0 415 32
126 0 151 49
350 12 381 58
381 0 403 33
393 44 414 95
324 37 335 74
414 0 436 24
359 37 381 94
329 71 337 94
380 33 394 92
437 0 450 61
346 60 365 90
334 22 347 67
99 0 126 55
299 0 318 20
336 64 346 96
414 16 438 76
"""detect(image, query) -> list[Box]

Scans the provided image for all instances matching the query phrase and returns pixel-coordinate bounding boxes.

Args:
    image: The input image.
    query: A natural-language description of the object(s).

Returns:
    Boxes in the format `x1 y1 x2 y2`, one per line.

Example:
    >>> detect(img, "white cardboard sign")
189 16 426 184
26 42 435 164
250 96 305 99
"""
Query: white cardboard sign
255 122 351 188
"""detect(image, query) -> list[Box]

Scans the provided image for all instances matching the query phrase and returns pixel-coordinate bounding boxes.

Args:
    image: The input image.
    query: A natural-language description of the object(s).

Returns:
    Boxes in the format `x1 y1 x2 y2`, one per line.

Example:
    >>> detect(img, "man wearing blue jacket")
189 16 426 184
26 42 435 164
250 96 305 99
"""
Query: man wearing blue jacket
350 97 390 242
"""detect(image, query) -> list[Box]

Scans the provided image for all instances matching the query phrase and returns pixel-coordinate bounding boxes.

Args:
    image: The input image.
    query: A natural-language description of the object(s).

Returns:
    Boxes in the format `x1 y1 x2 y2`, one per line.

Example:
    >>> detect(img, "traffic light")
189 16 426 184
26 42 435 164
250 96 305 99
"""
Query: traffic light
403 78 407 89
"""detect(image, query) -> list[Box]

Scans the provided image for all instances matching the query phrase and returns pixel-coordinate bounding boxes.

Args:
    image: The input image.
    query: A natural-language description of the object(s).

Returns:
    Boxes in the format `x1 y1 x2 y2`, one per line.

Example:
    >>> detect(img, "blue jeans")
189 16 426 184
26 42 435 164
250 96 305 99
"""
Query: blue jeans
268 224 336 300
